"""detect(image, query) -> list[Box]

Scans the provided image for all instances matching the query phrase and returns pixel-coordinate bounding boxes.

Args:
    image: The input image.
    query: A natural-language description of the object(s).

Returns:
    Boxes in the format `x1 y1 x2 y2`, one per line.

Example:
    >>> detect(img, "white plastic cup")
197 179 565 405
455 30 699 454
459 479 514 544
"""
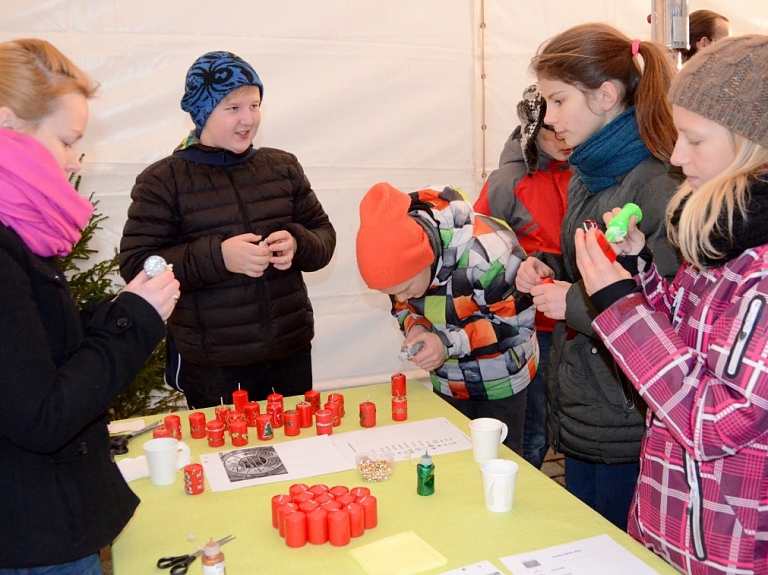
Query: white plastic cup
468 418 509 463
480 458 519 512
142 438 191 486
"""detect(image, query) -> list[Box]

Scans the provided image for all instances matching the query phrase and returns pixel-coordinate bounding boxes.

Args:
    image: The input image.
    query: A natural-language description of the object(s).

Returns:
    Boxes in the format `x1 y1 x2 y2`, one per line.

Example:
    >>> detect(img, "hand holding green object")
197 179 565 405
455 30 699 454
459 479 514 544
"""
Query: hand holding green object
605 202 643 242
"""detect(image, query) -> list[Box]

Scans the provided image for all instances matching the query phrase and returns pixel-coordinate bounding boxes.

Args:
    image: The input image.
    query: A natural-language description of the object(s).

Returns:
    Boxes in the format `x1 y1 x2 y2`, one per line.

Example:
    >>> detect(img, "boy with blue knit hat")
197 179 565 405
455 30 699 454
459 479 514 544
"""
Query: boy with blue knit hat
120 51 336 408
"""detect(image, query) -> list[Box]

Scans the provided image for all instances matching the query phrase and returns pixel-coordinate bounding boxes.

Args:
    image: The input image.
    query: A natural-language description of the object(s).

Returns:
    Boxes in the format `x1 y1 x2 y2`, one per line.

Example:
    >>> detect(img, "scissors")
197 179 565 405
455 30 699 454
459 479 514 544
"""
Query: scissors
110 420 161 456
157 535 235 575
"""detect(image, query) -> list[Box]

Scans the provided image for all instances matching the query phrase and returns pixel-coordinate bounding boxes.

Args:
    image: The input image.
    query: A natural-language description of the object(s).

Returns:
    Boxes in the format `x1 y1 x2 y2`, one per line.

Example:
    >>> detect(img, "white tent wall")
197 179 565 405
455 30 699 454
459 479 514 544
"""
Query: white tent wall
1 2 765 392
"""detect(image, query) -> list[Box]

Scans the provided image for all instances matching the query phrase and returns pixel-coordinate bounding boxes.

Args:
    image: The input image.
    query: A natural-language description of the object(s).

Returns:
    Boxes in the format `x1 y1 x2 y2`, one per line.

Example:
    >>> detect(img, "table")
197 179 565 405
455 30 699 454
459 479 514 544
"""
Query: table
111 381 679 574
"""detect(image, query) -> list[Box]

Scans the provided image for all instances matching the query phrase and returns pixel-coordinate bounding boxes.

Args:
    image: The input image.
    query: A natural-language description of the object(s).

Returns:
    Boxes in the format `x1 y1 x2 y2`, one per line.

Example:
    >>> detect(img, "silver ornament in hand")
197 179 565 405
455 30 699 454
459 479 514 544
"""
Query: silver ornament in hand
143 255 168 278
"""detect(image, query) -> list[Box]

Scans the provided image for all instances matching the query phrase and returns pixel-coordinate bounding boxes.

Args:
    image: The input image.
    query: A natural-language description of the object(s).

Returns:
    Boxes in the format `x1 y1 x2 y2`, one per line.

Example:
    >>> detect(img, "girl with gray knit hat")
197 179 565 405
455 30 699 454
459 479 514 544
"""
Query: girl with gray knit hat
575 34 768 574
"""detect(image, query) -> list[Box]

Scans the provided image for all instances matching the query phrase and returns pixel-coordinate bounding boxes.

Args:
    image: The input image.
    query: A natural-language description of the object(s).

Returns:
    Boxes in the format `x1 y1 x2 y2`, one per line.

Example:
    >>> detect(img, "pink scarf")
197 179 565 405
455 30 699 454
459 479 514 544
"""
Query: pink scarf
0 129 93 257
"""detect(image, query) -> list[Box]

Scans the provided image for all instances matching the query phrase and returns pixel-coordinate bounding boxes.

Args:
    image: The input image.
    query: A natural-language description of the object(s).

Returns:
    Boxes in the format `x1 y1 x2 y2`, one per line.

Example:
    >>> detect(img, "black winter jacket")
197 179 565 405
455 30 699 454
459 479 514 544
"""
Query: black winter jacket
119 144 336 367
0 224 165 567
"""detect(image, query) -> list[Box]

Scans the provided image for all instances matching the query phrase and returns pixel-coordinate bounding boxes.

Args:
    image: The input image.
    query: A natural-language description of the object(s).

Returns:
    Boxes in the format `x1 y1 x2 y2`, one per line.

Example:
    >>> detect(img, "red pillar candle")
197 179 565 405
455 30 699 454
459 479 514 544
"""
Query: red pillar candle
164 414 182 440
359 401 376 428
392 395 408 421
215 405 231 429
283 409 300 436
152 424 172 439
284 511 308 548
358 495 378 529
327 509 351 546
267 391 284 409
324 401 342 427
206 419 225 448
336 493 357 507
327 392 345 417
232 388 248 414
296 401 313 428
255 413 274 440
304 390 321 414
188 411 206 439
229 419 248 447
289 483 310 498
183 463 205 495
299 499 320 514
308 484 329 497
320 500 342 512
391 372 406 397
306 508 329 545
243 401 260 427
314 492 335 505
267 402 284 429
315 409 333 435
272 494 293 528
226 409 246 429
350 486 371 499
292 490 314 506
277 503 299 538
329 485 349 498
347 502 365 537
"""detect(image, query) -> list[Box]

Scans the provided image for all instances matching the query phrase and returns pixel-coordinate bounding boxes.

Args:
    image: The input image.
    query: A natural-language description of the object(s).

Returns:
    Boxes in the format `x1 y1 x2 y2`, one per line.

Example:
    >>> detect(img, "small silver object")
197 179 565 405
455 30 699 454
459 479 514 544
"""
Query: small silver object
143 255 168 278
399 341 425 361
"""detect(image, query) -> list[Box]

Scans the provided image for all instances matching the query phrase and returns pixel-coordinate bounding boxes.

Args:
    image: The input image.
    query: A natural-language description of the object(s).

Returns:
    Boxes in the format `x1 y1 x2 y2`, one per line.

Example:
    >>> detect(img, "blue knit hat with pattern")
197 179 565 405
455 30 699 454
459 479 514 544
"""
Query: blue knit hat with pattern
180 51 264 135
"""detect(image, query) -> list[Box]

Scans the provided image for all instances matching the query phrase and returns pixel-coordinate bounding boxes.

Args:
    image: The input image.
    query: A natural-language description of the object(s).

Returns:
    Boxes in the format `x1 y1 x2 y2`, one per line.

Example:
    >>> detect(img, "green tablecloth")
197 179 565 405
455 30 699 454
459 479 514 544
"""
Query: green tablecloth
111 380 678 574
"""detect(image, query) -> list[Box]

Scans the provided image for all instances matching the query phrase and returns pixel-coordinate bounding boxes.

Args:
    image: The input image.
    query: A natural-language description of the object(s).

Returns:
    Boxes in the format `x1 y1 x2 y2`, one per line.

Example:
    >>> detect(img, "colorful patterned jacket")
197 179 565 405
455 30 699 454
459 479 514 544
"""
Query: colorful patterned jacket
394 186 537 401
593 235 768 572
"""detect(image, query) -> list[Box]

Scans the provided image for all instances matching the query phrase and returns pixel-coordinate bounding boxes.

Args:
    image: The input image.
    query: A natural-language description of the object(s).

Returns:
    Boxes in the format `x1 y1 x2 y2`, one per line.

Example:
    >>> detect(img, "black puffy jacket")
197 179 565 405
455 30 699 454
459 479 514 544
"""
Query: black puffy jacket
119 143 336 366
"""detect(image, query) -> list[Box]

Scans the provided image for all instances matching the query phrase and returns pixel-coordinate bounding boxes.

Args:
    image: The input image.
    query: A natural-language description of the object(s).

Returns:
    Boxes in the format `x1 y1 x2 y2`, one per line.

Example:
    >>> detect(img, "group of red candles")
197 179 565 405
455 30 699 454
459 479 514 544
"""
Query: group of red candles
272 483 378 548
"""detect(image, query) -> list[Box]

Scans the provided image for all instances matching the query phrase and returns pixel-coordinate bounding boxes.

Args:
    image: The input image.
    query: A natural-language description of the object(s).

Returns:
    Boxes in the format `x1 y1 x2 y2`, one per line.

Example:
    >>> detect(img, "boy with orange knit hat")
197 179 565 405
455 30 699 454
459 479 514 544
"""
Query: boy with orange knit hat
356 183 537 455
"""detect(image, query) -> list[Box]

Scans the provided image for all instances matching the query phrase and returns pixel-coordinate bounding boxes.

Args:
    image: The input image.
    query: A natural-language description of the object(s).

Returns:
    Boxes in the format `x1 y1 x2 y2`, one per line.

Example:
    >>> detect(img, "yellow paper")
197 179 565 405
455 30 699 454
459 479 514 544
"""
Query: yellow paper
349 531 448 575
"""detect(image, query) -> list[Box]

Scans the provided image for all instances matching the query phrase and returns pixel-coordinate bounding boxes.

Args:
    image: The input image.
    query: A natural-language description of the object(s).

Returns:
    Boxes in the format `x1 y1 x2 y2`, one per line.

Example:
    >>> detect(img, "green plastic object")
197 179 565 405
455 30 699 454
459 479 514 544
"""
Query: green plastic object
416 450 435 496
605 202 643 242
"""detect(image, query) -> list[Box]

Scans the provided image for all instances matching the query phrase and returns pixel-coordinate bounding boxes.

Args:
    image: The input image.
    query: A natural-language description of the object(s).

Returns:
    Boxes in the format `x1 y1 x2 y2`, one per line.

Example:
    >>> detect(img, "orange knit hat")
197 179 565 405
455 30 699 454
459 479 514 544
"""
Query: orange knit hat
356 182 434 290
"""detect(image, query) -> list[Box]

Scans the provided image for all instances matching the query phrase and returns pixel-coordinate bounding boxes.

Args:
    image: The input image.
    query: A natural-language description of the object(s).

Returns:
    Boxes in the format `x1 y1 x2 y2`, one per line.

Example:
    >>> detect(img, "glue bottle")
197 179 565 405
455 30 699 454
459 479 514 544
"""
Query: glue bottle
201 538 227 574
416 450 435 496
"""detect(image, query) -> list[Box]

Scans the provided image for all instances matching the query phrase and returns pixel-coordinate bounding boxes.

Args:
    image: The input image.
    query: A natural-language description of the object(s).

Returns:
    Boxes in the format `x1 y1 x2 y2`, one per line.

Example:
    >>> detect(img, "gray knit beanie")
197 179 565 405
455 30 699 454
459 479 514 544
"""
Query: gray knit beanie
669 34 768 148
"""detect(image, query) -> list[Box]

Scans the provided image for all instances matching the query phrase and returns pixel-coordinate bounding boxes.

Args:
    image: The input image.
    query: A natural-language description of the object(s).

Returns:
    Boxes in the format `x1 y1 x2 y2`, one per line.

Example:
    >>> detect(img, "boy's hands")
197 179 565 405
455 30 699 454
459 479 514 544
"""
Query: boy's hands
222 233 270 277
264 230 297 270
404 326 446 372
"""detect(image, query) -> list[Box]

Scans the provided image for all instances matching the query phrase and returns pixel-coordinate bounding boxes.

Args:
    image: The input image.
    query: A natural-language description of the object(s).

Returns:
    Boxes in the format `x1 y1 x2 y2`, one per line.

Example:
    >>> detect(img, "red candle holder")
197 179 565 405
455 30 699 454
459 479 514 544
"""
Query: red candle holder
243 401 260 427
296 401 313 428
283 409 300 437
188 411 206 439
164 414 182 440
392 395 408 421
359 401 376 428
232 388 249 413
206 419 225 448
391 372 406 397
229 419 248 447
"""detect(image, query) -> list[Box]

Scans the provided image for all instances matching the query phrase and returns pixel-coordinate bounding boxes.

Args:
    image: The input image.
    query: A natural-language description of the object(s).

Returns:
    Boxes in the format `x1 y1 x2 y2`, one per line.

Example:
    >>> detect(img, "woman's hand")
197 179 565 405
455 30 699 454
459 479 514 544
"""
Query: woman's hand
123 268 180 321
575 228 632 296
602 208 646 256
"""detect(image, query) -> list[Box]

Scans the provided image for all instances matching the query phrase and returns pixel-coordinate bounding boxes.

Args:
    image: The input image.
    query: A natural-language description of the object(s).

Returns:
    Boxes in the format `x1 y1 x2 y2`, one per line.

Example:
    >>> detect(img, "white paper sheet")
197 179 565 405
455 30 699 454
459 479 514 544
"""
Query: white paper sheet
500 534 661 575
199 417 472 492
437 560 504 575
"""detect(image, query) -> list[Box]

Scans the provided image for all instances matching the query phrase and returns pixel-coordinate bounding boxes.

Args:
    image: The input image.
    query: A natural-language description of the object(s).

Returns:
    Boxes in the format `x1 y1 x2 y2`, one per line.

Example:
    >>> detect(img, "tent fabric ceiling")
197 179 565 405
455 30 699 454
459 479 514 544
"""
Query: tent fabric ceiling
1 1 764 389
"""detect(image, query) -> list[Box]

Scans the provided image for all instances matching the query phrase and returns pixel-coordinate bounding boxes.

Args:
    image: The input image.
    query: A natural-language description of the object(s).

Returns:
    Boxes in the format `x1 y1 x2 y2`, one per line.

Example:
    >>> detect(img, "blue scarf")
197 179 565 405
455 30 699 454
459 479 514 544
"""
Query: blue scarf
568 108 651 193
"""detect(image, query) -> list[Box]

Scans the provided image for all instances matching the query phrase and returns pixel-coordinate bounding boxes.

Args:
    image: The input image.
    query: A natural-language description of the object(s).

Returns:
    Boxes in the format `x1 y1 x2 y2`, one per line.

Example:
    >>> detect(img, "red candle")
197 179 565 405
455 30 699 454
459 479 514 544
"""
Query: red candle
350 486 371 499
164 414 182 440
359 401 376 428
324 401 342 427
229 419 248 447
336 493 356 506
206 419 225 448
272 494 293 528
327 392 345 417
267 391 284 409
283 409 300 436
226 409 245 428
215 405 231 429
277 503 299 538
327 509 351 546
284 511 308 548
306 508 329 545
299 499 319 514
392 395 408 421
320 500 342 512
292 491 314 505
232 388 249 413
243 401 260 427
391 372 406 397
329 485 349 498
347 502 365 537
183 463 205 495
188 411 206 439
267 402 284 429
358 495 378 529
314 492 335 505
304 390 321 414
315 409 333 435
308 484 329 497
289 483 310 498
296 401 313 428
255 413 274 440
152 424 172 439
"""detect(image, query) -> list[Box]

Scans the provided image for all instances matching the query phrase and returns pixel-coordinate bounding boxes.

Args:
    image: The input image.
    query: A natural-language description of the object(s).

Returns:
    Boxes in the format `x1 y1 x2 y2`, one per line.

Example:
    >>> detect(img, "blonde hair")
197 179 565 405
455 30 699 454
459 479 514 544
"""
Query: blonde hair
667 135 768 269
530 23 676 162
0 38 97 125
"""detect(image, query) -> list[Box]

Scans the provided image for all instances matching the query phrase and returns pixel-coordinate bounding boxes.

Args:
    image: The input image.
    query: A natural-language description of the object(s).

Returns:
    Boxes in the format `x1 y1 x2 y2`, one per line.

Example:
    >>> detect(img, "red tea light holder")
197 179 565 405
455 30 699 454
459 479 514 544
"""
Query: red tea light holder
188 411 206 439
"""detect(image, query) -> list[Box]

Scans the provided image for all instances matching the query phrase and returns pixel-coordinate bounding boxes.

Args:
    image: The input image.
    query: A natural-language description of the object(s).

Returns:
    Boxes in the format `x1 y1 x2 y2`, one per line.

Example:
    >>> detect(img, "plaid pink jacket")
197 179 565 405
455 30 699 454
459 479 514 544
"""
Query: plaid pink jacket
593 247 768 574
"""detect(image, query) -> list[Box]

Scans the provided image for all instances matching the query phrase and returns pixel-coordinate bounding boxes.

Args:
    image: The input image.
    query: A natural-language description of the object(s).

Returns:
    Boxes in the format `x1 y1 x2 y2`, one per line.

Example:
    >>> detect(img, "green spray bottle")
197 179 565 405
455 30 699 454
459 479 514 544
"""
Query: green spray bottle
416 450 435 496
